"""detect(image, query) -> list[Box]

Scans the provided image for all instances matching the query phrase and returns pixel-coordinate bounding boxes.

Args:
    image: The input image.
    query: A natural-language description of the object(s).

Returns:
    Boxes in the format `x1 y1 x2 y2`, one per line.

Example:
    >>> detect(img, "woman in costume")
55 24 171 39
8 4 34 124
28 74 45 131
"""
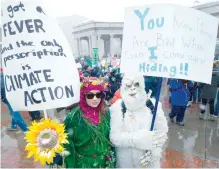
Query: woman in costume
62 77 115 168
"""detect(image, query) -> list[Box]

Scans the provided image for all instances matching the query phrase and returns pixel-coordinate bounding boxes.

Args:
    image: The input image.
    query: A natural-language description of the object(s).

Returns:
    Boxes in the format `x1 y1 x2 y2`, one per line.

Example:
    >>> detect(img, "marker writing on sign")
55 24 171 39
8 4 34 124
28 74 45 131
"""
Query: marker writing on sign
3 19 46 37
1 43 13 55
24 85 74 107
4 49 66 67
7 2 25 18
139 62 189 77
134 8 164 30
148 46 158 60
36 6 46 15
4 69 54 91
180 63 188 76
123 45 158 60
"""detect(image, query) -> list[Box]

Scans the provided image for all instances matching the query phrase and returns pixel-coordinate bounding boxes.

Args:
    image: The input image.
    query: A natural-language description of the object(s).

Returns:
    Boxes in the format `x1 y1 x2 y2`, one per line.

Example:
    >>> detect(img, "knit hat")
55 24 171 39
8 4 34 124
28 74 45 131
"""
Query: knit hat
80 77 105 94
79 77 106 125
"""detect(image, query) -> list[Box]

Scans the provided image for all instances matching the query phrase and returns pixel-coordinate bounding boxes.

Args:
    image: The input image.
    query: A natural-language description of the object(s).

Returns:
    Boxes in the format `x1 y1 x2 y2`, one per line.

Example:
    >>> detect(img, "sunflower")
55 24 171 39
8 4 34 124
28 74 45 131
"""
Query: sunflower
25 119 68 166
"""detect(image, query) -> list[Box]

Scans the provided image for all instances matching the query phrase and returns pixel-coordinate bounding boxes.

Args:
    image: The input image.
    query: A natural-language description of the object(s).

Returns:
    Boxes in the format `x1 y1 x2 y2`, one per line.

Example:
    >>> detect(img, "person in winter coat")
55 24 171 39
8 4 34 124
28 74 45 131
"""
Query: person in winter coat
90 66 101 78
108 69 121 100
169 79 193 126
187 81 200 107
192 82 201 103
144 76 159 98
1 72 28 132
215 90 219 117
213 61 219 117
110 89 121 105
82 65 91 77
79 71 83 81
28 111 41 121
199 64 219 120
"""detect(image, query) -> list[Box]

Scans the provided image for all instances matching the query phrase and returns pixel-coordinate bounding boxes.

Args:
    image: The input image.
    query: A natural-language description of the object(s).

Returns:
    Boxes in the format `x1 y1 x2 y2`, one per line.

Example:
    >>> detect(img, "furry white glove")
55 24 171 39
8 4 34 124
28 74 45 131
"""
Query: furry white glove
60 150 70 157
152 129 168 148
139 150 158 167
133 129 167 150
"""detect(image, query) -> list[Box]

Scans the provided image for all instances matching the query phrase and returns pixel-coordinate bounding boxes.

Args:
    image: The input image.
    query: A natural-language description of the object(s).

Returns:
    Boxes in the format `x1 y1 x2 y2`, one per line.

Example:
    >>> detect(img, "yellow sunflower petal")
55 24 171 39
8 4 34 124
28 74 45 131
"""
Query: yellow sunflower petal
39 157 47 166
24 118 69 166
61 138 69 144
27 151 34 158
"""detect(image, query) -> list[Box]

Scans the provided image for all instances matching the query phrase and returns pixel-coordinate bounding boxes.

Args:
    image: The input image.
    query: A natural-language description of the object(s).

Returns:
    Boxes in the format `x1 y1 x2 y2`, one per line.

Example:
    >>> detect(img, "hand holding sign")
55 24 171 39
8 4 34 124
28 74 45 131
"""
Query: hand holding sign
120 3 219 148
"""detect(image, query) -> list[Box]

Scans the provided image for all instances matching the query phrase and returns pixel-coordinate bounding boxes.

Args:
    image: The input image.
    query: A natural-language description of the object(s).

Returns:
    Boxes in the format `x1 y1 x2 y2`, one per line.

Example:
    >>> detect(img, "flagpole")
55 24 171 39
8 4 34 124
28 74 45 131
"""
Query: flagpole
150 77 163 131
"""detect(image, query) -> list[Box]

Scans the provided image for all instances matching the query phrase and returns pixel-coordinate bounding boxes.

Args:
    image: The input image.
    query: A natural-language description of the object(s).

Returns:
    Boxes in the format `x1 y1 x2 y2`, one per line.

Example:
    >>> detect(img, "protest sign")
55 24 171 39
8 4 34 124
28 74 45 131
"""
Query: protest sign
1 0 80 111
120 4 219 84
111 57 119 67
92 48 99 67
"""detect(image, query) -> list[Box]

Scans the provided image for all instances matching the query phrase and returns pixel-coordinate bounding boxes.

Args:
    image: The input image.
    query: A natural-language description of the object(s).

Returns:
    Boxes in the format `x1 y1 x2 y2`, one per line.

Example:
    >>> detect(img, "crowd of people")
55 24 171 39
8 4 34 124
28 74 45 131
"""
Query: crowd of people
1 58 219 168
168 61 219 126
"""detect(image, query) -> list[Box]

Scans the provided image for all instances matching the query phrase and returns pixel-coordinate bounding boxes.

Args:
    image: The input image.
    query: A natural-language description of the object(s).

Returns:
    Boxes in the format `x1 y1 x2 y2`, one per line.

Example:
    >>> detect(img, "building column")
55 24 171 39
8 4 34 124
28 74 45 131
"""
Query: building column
96 35 100 49
85 38 89 56
91 35 97 48
74 38 79 57
103 38 107 57
78 38 82 56
89 36 92 58
81 39 84 56
90 35 98 58
110 34 114 56
97 35 101 58
119 35 123 56
120 36 123 48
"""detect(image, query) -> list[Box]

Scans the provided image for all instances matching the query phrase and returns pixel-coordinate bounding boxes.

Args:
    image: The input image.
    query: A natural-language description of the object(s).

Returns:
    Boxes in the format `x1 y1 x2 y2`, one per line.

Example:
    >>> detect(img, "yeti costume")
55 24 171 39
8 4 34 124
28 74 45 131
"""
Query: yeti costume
110 75 168 168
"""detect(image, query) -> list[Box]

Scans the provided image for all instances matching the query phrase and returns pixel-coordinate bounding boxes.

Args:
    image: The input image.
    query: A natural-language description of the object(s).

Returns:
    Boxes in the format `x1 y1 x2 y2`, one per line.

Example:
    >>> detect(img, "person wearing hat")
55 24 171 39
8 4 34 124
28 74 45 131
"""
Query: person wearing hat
213 60 219 117
91 66 101 78
199 61 219 120
82 65 91 77
108 68 122 100
53 77 115 168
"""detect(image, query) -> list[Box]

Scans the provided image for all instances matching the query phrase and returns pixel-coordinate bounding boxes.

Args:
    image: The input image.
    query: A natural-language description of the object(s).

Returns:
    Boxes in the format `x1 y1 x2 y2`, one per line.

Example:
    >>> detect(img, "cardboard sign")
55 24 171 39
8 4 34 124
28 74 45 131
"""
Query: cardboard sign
1 0 80 111
120 4 219 84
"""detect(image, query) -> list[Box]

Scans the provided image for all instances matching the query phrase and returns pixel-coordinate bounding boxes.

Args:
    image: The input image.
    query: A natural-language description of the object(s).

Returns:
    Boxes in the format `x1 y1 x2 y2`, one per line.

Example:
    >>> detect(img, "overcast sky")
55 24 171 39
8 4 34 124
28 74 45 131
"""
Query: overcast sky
44 0 215 21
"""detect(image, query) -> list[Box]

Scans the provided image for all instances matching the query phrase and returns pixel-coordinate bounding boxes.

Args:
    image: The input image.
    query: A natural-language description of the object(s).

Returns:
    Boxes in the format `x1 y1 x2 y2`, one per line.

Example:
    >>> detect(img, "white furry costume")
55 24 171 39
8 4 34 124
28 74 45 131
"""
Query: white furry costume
110 75 168 168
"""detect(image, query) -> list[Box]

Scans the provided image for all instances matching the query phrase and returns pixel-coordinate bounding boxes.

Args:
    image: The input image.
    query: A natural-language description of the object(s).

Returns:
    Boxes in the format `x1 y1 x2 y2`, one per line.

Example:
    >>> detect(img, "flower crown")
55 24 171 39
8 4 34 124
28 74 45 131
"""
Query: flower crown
80 77 108 88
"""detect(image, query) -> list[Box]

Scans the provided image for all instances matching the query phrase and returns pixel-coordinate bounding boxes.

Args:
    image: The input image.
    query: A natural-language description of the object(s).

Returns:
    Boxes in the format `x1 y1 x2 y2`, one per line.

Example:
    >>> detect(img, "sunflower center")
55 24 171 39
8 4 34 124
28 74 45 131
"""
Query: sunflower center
42 133 50 139
37 129 58 150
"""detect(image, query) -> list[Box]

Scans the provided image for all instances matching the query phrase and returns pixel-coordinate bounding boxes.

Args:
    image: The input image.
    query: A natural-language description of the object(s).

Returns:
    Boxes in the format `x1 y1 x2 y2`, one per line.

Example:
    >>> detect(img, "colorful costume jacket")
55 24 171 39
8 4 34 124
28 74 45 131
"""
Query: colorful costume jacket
63 106 115 168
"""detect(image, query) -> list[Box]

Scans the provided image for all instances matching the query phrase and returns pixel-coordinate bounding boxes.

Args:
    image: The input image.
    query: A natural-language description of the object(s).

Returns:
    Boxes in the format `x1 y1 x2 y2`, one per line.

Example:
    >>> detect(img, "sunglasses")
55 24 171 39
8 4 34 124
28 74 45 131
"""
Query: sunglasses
85 92 105 99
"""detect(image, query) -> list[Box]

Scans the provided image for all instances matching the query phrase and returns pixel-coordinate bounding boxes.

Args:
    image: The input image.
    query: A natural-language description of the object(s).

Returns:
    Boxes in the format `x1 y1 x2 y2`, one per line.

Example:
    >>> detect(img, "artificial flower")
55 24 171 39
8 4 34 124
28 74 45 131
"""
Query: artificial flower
25 119 68 166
